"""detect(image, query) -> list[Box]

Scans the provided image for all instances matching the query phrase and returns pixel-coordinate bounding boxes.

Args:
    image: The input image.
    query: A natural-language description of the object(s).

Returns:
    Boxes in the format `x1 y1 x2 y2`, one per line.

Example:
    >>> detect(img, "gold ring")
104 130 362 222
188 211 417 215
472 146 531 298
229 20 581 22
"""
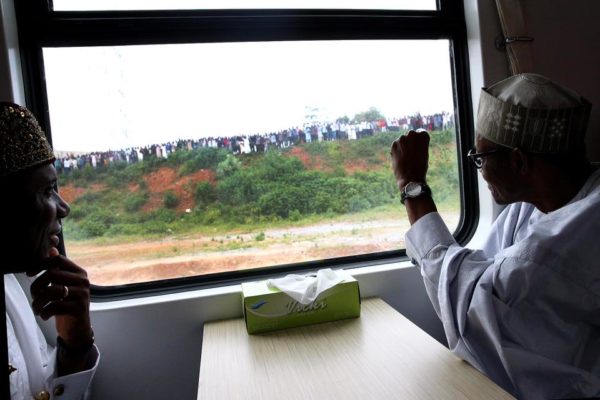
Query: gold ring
61 285 69 301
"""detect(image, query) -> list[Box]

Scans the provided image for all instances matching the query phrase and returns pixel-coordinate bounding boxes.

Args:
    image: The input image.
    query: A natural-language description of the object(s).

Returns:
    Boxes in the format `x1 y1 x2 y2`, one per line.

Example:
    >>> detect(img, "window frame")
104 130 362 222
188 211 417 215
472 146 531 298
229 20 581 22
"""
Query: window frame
14 0 478 300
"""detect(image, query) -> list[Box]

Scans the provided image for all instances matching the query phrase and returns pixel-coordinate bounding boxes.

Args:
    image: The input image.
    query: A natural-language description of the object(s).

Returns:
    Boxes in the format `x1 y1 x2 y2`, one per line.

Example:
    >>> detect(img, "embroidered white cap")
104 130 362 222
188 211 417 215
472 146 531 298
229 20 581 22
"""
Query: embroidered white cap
476 73 591 153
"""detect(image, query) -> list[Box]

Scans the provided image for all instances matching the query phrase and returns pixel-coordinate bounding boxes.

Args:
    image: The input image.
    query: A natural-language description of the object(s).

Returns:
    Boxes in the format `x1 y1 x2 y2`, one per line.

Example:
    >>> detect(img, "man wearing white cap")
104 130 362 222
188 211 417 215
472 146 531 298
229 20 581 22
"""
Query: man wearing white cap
390 73 600 399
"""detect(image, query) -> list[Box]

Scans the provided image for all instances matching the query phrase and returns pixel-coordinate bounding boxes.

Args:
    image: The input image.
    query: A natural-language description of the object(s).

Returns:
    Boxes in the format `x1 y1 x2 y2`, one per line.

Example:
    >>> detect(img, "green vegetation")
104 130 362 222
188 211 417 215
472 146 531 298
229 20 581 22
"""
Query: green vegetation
124 191 148 212
195 182 216 209
163 191 180 209
62 130 459 240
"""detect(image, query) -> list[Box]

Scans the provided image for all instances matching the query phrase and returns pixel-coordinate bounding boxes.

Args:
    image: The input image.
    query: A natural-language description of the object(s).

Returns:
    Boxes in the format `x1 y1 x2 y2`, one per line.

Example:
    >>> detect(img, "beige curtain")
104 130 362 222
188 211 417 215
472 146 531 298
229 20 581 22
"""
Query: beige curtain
495 0 534 74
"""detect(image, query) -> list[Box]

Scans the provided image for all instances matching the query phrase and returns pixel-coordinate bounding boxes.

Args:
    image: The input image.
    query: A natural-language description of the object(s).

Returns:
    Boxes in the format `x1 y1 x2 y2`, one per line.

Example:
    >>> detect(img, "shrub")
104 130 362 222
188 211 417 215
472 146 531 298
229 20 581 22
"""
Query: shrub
140 221 174 234
149 208 178 223
202 207 221 224
163 191 180 209
217 171 258 205
103 162 145 187
80 219 108 238
258 186 307 218
255 232 265 241
312 192 332 214
348 195 371 213
105 223 144 237
124 192 148 212
67 205 87 220
216 154 241 179
255 151 304 181
195 182 216 208
77 191 103 204
227 203 260 225
179 148 228 175
288 209 302 221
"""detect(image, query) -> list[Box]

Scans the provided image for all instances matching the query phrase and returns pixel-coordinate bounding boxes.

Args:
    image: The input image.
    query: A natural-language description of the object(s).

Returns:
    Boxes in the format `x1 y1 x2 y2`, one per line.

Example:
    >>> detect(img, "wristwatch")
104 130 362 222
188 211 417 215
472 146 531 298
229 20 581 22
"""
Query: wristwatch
400 182 431 204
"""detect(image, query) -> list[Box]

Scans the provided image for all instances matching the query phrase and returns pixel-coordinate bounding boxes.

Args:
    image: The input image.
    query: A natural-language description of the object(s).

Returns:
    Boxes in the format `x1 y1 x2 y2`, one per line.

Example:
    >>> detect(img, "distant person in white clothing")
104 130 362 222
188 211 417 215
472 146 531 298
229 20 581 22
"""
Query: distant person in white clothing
0 102 99 400
390 74 599 399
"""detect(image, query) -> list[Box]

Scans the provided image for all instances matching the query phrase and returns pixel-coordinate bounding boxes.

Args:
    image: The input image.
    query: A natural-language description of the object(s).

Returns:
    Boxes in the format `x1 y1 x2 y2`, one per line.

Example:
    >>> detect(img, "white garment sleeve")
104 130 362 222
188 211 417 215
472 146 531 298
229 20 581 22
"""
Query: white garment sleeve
46 345 100 400
6 273 100 400
405 212 494 371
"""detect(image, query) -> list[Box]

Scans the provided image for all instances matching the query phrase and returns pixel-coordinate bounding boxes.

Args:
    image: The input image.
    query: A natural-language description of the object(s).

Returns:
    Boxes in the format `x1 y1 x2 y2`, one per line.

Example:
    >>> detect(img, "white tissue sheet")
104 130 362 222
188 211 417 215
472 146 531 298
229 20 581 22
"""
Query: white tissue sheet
267 268 351 305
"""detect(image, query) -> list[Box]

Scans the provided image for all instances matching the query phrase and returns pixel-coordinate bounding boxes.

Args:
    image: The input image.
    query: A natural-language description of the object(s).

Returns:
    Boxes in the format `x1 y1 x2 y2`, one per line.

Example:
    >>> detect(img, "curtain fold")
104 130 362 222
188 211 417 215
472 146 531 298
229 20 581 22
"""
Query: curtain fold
495 0 534 74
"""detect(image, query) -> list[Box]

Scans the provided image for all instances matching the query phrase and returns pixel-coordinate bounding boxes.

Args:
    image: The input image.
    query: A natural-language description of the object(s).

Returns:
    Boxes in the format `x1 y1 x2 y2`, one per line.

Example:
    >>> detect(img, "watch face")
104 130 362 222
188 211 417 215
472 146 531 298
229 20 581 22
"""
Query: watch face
406 182 423 196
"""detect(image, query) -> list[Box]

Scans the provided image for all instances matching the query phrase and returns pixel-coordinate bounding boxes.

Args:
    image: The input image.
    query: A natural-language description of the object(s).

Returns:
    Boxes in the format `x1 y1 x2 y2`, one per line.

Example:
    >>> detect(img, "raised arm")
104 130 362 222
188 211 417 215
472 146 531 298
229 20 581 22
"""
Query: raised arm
390 130 437 224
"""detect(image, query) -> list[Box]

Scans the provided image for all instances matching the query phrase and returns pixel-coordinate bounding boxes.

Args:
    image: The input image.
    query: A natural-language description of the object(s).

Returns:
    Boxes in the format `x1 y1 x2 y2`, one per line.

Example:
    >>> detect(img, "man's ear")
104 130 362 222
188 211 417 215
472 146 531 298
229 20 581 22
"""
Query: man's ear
510 147 529 175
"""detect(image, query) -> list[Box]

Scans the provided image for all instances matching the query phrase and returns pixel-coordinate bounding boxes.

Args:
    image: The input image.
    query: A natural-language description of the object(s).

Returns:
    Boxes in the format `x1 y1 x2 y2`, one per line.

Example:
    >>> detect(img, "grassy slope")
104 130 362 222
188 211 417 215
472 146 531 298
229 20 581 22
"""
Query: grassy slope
61 130 459 242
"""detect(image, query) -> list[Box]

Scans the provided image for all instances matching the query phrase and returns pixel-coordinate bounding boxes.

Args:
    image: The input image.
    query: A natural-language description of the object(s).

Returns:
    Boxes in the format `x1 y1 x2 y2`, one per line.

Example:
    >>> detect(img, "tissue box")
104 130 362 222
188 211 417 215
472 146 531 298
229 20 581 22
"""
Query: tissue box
242 276 361 334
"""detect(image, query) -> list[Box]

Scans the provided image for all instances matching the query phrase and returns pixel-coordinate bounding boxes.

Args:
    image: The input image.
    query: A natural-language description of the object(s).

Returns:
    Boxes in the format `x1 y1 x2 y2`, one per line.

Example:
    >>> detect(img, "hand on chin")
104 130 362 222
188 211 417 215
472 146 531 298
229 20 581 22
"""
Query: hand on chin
25 246 60 277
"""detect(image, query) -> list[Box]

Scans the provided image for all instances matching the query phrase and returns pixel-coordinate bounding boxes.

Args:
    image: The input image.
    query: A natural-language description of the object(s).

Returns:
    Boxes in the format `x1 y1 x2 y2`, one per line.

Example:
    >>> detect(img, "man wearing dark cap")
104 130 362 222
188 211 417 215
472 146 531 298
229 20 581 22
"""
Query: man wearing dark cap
390 73 600 399
0 103 98 400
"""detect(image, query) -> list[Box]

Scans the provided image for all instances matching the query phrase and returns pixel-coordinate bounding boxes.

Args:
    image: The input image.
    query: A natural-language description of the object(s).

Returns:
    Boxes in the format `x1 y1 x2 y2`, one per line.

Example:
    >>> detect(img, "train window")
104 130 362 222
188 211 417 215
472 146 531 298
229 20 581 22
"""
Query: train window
52 0 437 12
15 1 476 294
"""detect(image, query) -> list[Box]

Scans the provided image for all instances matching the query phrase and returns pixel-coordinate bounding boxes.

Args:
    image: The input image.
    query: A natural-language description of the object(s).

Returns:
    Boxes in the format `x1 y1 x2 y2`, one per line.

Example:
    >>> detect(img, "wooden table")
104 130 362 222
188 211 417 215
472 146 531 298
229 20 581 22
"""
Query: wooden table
198 297 514 399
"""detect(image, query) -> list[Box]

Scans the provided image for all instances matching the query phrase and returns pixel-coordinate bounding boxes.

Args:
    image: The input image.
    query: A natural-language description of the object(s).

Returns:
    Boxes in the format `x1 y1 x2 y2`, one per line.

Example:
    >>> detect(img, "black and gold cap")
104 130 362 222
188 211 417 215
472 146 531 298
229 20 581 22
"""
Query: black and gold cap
0 102 55 177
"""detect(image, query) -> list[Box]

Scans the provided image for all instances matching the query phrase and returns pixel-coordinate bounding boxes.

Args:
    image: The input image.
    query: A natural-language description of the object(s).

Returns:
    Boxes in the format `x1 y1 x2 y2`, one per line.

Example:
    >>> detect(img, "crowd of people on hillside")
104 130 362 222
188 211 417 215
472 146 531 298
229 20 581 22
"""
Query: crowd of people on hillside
54 112 454 175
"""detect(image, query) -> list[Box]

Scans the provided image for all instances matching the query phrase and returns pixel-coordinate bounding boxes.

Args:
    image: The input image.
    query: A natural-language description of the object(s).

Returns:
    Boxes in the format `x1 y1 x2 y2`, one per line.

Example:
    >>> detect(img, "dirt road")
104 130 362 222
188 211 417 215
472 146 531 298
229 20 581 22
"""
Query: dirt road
68 211 459 286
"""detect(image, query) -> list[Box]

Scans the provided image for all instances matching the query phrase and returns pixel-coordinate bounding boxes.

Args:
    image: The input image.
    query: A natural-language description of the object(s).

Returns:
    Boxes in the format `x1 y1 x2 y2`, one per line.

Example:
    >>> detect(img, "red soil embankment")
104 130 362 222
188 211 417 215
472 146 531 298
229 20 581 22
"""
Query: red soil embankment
141 167 215 213
59 183 105 203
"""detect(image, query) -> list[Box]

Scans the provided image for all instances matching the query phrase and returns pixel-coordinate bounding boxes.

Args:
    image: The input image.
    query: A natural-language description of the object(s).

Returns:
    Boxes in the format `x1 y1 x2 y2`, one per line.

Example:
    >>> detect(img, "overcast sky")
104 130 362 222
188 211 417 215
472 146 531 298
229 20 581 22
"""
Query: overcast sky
44 39 453 152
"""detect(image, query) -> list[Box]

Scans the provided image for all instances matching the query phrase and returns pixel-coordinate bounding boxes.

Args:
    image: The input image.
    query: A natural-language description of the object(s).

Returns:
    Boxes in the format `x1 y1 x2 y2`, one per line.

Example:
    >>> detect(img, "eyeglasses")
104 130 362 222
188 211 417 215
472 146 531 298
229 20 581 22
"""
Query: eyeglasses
467 148 499 169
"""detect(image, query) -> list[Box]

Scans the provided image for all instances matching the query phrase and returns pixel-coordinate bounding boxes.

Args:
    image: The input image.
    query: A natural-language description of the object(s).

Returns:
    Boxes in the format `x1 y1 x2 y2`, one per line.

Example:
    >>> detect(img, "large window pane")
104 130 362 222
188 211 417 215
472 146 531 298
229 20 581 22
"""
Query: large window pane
52 0 436 11
44 40 459 286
